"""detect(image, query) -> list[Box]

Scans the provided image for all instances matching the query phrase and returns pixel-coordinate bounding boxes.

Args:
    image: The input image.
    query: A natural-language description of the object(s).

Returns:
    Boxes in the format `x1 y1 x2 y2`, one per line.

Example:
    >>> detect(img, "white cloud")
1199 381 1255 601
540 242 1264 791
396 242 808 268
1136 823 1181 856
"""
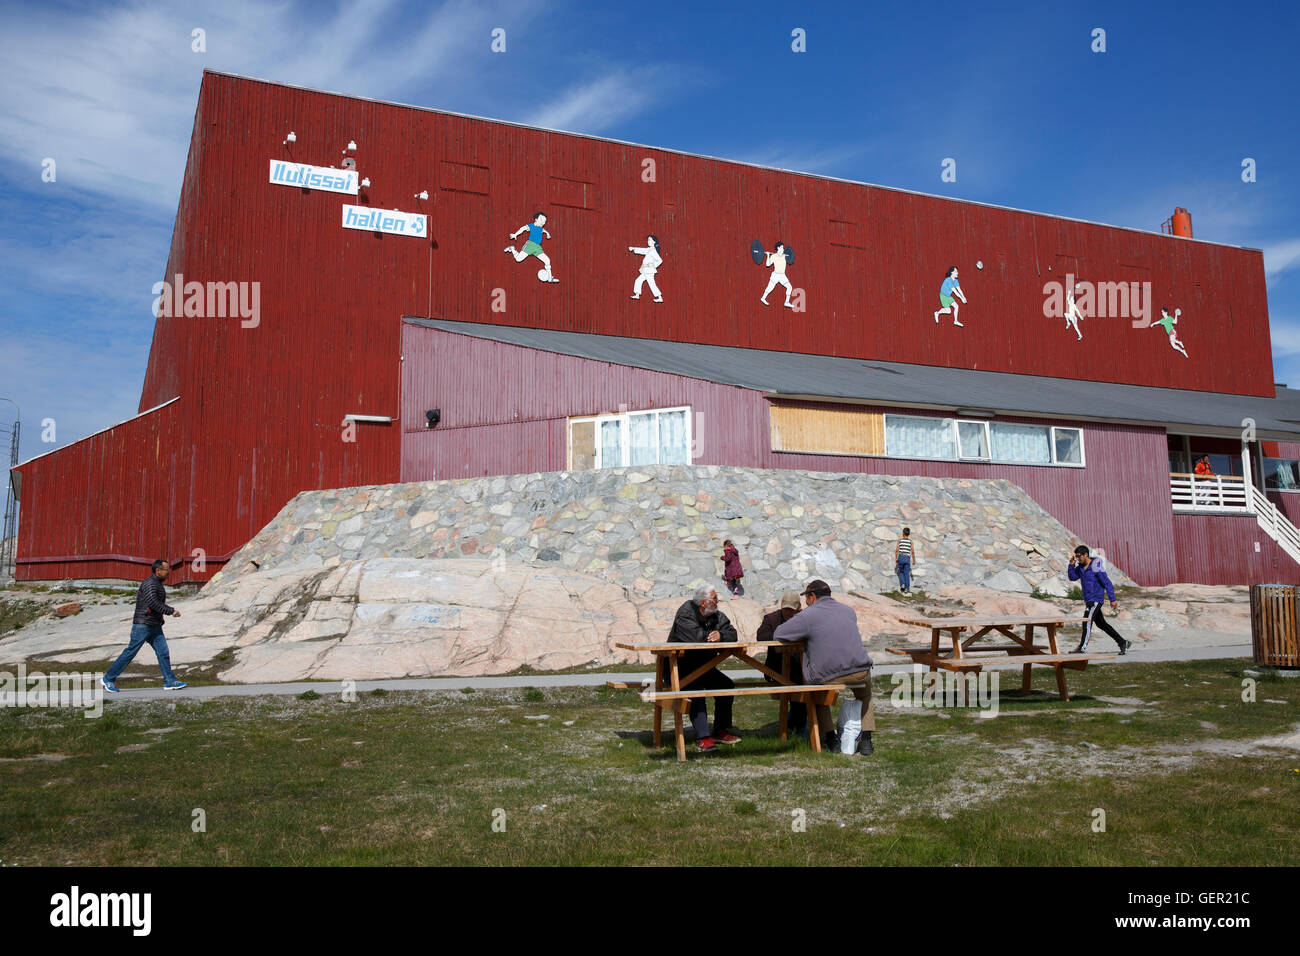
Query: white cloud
524 66 674 135
1264 239 1300 279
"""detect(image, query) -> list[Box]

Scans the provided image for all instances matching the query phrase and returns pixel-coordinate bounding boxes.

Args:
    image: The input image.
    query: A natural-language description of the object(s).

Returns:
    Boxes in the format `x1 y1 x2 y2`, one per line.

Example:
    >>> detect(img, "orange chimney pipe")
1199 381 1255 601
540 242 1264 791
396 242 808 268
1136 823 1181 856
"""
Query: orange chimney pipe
1161 207 1193 238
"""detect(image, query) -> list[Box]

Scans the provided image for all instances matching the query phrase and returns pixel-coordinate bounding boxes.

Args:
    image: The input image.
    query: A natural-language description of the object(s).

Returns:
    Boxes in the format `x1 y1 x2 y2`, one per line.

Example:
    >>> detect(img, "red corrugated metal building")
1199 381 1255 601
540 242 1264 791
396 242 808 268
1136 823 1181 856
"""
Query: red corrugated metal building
12 70 1299 586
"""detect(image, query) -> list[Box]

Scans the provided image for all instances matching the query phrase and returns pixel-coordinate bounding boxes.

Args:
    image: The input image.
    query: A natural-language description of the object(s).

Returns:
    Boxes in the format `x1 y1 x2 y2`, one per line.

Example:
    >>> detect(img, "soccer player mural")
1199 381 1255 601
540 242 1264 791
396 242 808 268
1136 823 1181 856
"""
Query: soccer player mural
628 235 664 302
504 212 559 282
1153 307 1189 358
933 266 967 327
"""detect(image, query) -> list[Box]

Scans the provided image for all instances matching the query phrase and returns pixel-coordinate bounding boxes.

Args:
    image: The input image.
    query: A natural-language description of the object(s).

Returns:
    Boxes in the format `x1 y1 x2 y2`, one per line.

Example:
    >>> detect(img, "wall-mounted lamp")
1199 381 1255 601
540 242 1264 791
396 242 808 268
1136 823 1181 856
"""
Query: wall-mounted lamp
425 409 441 428
345 140 357 152
955 408 996 419
343 414 393 424
283 131 297 145
360 177 371 188
414 190 429 201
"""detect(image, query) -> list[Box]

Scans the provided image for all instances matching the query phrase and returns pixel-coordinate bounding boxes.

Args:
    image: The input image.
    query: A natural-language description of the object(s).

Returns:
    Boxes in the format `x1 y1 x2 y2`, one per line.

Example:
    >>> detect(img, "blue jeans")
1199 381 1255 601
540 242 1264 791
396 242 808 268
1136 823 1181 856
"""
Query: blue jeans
896 554 912 591
105 623 178 684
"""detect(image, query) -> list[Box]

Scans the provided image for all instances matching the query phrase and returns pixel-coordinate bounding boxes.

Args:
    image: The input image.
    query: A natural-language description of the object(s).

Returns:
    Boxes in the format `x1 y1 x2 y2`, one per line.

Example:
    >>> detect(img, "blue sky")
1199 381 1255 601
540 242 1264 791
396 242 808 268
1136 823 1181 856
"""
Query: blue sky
2 0 1299 460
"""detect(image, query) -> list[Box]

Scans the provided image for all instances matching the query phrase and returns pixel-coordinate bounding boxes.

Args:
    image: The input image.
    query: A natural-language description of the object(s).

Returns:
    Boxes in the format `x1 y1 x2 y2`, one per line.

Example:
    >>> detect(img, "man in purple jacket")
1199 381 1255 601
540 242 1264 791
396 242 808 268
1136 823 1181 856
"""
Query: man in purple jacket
773 579 875 756
1067 545 1132 655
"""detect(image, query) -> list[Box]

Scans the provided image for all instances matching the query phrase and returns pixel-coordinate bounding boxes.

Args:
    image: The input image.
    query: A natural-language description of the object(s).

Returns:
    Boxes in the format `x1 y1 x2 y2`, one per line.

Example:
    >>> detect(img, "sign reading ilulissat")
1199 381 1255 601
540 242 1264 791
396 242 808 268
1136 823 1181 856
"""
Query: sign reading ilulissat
342 204 427 237
268 159 358 194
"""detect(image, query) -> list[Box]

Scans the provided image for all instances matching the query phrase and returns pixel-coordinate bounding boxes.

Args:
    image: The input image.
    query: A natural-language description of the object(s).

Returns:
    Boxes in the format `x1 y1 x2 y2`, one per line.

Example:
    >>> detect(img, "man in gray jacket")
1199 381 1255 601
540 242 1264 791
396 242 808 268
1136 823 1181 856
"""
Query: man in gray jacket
773 579 875 755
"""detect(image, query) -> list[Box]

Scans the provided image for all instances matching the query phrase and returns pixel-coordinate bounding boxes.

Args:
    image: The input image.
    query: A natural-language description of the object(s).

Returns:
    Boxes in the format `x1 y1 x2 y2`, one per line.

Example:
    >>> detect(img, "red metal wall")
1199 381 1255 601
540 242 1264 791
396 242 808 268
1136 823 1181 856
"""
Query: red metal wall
1172 513 1300 585
402 325 1194 584
11 401 212 582
13 70 1279 580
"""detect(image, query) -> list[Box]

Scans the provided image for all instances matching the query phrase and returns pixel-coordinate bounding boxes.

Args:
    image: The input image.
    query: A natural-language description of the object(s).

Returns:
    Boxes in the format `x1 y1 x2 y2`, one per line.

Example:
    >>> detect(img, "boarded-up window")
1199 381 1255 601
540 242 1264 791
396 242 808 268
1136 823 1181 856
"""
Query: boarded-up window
551 175 595 210
440 160 489 196
569 420 596 470
770 405 884 456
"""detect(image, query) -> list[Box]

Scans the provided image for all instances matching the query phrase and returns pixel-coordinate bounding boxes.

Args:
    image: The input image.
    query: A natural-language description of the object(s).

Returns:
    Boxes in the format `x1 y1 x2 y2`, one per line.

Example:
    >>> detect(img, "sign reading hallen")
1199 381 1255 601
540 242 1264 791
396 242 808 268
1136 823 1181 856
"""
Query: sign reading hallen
341 204 427 237
268 160 358 194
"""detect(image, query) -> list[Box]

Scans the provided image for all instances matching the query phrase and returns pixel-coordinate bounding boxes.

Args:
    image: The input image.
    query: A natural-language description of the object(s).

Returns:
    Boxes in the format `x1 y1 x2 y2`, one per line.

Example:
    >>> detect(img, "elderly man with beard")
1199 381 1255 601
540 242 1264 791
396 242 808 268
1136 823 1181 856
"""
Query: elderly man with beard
667 585 742 752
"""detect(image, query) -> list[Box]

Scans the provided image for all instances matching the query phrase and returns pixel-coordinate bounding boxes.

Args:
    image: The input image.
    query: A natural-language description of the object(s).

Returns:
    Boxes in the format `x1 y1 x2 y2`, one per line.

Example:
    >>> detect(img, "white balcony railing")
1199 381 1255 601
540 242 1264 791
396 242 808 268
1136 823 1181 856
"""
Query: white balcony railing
1170 473 1249 511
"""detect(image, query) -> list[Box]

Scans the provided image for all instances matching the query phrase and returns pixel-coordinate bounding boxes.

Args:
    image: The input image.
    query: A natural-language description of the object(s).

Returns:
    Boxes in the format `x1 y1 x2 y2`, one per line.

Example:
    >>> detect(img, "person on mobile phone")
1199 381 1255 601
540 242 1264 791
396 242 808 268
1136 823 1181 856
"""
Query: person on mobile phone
1067 545 1131 655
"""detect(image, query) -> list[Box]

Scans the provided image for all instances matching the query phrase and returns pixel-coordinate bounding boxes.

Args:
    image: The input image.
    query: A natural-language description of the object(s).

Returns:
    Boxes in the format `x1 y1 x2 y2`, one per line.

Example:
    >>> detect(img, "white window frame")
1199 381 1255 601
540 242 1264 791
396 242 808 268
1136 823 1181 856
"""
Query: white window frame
1050 426 1086 467
567 405 692 471
955 419 992 461
883 413 1086 468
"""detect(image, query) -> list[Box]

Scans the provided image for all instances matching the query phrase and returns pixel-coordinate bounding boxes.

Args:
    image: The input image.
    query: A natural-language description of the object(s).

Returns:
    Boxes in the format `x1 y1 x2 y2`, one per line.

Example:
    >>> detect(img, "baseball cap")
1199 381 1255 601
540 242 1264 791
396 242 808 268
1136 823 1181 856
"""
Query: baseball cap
779 590 801 610
802 579 832 597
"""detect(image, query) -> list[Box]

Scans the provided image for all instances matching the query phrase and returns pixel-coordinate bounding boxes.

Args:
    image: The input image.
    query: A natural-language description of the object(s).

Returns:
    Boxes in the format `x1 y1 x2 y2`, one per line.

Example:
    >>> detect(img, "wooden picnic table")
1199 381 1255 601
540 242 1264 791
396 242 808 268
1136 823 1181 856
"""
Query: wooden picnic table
610 640 845 761
888 614 1113 701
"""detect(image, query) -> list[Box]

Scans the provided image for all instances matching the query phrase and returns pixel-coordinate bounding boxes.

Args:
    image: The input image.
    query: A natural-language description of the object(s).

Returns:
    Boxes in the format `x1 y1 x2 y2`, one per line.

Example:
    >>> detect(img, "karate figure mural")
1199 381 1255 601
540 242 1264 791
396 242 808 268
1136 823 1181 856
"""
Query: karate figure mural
628 235 663 302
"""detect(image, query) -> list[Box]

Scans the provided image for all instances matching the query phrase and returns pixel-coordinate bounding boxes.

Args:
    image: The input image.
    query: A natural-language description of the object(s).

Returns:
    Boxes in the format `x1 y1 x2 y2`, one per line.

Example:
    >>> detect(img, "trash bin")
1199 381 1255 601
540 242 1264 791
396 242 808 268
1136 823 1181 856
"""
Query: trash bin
1250 584 1300 668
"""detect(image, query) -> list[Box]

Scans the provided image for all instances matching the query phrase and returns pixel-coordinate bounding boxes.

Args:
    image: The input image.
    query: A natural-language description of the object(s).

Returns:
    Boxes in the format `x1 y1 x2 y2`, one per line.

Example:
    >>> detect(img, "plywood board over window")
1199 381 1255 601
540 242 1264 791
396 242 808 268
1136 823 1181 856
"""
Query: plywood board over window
770 405 885 456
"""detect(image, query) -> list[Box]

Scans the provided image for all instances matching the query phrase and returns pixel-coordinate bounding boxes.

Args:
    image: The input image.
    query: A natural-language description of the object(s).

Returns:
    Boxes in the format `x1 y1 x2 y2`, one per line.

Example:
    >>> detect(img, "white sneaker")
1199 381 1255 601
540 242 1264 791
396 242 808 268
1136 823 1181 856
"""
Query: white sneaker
953 319 963 327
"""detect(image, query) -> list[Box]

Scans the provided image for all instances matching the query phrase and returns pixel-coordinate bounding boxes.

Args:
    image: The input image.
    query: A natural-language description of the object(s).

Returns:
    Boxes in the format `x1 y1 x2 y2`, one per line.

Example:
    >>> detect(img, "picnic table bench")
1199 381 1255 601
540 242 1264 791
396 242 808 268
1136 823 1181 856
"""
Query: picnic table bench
889 614 1114 701
609 641 849 761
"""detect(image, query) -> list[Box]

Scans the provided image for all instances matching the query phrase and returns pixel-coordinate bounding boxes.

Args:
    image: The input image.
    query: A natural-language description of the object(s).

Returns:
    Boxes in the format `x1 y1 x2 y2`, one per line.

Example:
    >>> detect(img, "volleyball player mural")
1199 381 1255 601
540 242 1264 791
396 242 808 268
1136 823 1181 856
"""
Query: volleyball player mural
751 239 796 309
1152 307 1190 358
628 235 664 302
504 211 559 282
1065 283 1085 341
933 266 968 327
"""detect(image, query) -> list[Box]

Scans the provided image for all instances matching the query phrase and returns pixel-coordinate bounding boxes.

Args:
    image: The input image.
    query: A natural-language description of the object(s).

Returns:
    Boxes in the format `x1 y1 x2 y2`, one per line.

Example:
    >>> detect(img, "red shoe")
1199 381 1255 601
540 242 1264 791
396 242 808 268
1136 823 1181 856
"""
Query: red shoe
697 737 717 752
714 732 742 745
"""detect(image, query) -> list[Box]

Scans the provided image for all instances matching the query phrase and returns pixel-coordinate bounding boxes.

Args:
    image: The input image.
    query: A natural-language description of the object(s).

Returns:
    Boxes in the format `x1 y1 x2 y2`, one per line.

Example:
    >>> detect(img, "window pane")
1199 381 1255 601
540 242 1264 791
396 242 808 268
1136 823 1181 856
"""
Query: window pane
599 419 623 468
658 410 689 464
991 423 1052 463
628 413 658 466
1265 458 1300 490
885 416 955 459
570 421 595 470
957 421 989 459
1054 428 1083 464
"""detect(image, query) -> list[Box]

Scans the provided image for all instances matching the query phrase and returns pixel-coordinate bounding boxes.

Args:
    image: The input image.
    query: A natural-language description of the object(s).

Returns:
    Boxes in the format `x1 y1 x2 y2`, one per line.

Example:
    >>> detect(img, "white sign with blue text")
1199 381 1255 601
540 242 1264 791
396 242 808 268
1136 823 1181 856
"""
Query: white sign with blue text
341 205 427 238
268 160 358 195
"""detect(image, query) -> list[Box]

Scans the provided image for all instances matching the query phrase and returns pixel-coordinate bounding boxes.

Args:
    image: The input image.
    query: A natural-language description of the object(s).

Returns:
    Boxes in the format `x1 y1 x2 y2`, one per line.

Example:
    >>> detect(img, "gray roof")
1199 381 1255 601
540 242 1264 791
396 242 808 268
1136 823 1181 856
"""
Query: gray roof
405 318 1300 439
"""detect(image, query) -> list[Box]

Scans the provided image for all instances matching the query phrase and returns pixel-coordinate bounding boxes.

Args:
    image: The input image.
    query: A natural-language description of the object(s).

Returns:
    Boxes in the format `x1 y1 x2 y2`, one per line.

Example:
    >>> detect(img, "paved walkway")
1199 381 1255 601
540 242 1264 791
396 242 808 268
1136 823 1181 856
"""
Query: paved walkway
102 643 1256 701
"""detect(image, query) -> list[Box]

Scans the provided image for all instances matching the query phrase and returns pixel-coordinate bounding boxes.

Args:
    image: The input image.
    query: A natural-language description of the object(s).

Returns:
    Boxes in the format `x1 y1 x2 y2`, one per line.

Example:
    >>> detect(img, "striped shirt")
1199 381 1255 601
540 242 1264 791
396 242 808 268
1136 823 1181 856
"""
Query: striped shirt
897 538 913 557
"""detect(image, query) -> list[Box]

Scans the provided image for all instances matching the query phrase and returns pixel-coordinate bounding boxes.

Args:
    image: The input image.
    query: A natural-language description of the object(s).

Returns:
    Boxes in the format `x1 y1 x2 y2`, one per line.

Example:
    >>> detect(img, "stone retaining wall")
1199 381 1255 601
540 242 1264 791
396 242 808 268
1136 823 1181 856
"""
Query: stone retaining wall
207 466 1128 601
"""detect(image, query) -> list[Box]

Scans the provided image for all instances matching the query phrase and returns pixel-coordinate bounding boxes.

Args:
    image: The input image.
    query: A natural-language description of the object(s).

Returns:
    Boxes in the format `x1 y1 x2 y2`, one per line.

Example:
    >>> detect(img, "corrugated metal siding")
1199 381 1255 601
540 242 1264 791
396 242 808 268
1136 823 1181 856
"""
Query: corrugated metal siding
401 326 1181 584
12 402 207 582
14 71 1278 581
400 324 766 479
1172 513 1300 585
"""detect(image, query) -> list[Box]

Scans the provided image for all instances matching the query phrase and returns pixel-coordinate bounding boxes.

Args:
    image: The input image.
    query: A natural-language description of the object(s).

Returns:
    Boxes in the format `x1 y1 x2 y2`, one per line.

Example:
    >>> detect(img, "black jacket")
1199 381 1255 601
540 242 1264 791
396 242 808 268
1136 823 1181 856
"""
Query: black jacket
133 574 174 627
668 599 737 670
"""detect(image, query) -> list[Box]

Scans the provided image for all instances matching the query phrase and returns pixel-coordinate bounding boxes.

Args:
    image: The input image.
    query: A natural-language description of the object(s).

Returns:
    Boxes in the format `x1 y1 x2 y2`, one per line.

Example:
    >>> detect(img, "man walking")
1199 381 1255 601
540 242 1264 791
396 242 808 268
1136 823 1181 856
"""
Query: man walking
1068 545 1131 655
101 559 189 692
667 586 741 751
773 579 875 756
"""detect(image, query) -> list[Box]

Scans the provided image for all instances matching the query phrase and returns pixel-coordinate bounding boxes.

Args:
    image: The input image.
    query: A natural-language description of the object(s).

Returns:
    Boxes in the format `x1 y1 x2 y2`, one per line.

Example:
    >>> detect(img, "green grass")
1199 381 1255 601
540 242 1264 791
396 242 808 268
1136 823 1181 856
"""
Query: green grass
0 658 1296 865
